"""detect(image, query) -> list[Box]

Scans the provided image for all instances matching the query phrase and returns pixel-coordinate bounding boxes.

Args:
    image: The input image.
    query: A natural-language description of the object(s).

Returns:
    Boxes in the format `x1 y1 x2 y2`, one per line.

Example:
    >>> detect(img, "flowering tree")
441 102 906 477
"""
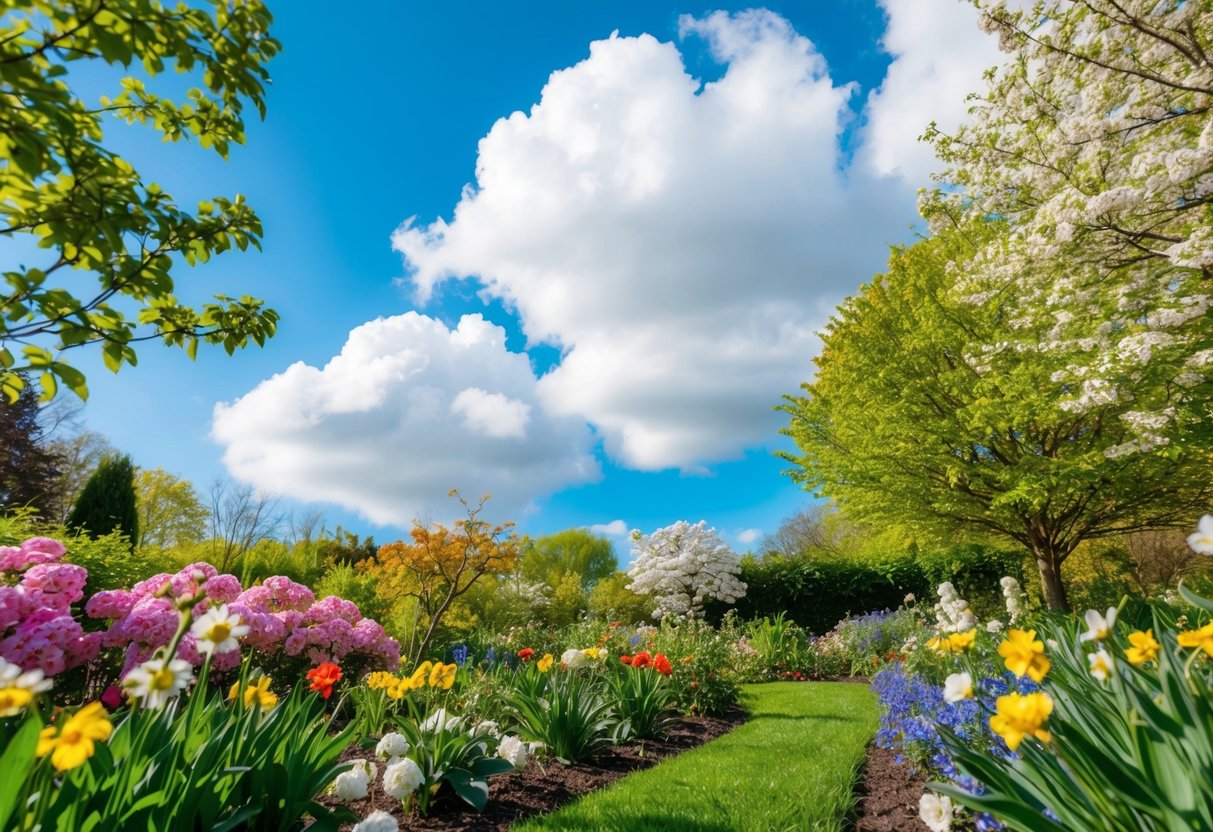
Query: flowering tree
360 491 519 660
781 231 1213 610
921 0 1213 460
626 520 746 620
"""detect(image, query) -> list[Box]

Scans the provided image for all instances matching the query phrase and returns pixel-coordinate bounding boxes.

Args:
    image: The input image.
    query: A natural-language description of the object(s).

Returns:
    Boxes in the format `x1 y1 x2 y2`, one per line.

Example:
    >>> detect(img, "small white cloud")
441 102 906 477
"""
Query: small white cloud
212 312 599 525
589 519 629 537
450 387 531 439
737 528 763 545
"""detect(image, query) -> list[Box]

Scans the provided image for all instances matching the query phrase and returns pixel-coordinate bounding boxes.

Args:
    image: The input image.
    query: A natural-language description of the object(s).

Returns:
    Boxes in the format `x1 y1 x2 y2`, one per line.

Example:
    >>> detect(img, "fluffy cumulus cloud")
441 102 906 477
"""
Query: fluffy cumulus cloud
212 313 599 525
394 9 927 471
217 4 1007 521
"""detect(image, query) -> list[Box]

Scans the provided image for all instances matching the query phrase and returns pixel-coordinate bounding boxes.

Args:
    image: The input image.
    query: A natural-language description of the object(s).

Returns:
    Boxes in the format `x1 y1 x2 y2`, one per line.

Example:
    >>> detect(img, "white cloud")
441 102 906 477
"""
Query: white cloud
588 519 629 537
736 528 763 545
450 388 531 439
212 313 599 525
860 0 1022 185
394 10 920 472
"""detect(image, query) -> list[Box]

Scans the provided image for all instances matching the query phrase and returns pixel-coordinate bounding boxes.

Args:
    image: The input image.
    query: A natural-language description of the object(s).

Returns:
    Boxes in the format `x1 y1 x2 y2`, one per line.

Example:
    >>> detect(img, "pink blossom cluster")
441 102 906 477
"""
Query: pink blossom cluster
0 538 101 675
85 562 399 676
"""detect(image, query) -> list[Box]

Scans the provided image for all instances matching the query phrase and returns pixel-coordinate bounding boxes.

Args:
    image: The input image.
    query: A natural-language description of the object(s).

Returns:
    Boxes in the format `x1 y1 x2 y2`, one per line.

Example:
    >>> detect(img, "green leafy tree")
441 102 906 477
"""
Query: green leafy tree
519 528 617 589
135 467 208 549
587 572 656 625
780 230 1213 610
67 452 138 548
0 0 281 402
0 374 61 517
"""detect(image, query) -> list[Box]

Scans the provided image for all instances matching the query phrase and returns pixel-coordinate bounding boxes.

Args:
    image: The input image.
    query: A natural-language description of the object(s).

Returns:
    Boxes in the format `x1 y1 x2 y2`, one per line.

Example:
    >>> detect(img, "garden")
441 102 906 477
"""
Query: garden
3 0 1213 831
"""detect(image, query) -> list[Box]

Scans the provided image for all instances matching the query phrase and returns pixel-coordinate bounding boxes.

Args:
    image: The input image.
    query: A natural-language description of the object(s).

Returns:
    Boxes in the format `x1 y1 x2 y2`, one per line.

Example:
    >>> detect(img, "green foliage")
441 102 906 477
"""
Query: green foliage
66 453 138 550
506 669 621 763
135 467 208 549
546 571 588 627
520 528 617 588
606 664 678 740
7 669 355 831
643 618 740 715
719 545 1030 634
0 1 281 402
780 229 1213 610
587 571 656 625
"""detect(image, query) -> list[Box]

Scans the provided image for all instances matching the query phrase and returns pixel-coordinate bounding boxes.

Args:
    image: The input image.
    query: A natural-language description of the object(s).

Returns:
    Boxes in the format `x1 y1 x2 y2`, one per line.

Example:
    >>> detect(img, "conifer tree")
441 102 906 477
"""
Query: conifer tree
67 454 139 550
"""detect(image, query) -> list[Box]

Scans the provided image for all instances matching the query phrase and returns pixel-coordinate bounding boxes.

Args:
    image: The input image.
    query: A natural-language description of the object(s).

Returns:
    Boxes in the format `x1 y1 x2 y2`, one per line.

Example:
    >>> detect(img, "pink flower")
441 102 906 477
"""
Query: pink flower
201 574 241 604
86 589 136 620
20 537 66 559
0 585 32 630
22 563 87 611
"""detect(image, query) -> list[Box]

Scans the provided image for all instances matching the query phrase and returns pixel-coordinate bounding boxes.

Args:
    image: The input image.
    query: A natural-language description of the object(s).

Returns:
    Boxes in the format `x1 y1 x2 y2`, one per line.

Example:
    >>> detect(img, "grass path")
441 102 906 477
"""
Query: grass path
515 681 878 832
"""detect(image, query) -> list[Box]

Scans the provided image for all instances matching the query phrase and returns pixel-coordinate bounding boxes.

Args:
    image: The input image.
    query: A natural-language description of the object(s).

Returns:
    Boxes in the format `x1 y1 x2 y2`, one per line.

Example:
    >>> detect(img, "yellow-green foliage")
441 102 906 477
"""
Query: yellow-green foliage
587 572 656 625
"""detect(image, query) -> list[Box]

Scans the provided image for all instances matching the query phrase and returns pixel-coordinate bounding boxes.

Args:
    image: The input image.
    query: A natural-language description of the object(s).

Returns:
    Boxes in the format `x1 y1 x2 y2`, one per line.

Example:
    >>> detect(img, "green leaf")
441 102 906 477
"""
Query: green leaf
0 714 42 829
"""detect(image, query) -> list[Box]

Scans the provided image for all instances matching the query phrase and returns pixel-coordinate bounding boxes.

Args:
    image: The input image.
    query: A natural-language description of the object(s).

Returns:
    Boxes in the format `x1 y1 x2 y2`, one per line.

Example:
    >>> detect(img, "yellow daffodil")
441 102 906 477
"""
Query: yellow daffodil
1177 622 1213 657
998 629 1051 682
37 702 112 771
989 692 1053 751
925 635 942 651
429 662 457 690
409 661 433 689
228 676 278 709
385 679 407 700
1125 629 1160 666
537 653 554 673
582 647 601 660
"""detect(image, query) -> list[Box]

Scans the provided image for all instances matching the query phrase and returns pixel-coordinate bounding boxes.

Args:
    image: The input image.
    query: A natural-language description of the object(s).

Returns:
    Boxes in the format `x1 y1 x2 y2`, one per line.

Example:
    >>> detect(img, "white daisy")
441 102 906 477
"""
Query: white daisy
190 604 250 655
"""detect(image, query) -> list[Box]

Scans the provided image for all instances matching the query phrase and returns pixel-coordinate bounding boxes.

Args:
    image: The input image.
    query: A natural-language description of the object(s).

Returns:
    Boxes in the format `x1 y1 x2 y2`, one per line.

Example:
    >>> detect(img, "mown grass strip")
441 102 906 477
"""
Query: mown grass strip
515 681 878 832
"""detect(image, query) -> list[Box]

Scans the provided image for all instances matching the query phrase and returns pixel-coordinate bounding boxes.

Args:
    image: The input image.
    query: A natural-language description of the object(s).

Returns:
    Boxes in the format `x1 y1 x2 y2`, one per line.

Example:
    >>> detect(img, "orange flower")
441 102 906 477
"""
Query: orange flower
631 651 652 669
518 648 535 662
306 662 342 699
653 653 673 676
619 655 633 665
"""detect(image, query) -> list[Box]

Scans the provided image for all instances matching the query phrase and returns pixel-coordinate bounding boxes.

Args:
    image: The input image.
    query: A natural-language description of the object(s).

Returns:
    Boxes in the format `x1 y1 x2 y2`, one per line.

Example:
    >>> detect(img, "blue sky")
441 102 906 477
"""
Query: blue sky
62 1 1005 557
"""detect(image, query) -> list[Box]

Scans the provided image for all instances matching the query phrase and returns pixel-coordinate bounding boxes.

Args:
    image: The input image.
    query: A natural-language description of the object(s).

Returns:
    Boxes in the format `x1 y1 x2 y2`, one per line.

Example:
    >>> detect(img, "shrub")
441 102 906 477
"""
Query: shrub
505 666 620 763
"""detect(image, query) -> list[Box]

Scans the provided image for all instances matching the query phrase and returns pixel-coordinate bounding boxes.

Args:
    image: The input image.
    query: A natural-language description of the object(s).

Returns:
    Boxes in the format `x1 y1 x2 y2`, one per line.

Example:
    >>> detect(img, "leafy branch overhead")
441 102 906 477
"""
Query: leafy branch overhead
0 0 282 402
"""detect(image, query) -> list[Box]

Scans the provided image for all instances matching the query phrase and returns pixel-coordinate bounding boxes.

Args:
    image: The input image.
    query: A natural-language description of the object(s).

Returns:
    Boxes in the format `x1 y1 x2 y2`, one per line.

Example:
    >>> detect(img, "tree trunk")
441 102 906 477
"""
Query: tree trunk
1032 547 1070 612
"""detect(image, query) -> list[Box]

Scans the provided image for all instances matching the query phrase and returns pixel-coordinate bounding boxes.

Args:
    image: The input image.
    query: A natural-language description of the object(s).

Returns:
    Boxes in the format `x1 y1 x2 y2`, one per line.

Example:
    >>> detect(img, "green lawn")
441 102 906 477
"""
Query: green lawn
515 681 878 832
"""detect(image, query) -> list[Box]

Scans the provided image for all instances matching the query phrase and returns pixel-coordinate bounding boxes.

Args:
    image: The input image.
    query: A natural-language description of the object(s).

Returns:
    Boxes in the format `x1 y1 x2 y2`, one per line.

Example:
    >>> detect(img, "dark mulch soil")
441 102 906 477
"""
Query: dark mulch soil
321 707 746 831
850 744 926 832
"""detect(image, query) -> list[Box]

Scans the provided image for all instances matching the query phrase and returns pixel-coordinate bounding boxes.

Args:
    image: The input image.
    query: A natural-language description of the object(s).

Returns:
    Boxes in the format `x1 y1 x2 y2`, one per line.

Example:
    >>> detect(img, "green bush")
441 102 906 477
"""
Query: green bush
715 545 1031 634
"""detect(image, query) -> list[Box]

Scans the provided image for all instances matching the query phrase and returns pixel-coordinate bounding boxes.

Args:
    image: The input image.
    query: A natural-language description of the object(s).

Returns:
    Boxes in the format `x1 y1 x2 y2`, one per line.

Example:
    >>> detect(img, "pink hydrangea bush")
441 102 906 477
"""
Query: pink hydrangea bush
1 536 400 684
86 563 400 679
0 538 101 675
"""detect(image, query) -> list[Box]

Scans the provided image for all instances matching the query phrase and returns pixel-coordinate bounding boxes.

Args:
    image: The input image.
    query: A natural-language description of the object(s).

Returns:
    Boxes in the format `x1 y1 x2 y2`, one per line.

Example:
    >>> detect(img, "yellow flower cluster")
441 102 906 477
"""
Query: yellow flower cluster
927 629 976 654
537 653 554 673
367 661 459 698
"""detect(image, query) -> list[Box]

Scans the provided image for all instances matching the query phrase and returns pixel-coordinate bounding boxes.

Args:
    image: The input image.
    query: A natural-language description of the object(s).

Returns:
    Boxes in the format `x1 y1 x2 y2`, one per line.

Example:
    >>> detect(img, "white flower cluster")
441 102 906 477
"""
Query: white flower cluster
375 732 410 760
919 792 954 832
382 757 425 800
333 758 377 801
352 810 398 832
1000 576 1025 624
626 520 747 620
498 734 529 770
933 582 976 633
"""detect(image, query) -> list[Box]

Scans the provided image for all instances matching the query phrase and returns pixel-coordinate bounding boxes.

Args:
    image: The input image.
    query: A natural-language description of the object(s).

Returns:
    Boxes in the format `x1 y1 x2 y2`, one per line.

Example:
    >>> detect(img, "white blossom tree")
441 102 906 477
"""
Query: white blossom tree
921 0 1213 462
626 520 747 620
